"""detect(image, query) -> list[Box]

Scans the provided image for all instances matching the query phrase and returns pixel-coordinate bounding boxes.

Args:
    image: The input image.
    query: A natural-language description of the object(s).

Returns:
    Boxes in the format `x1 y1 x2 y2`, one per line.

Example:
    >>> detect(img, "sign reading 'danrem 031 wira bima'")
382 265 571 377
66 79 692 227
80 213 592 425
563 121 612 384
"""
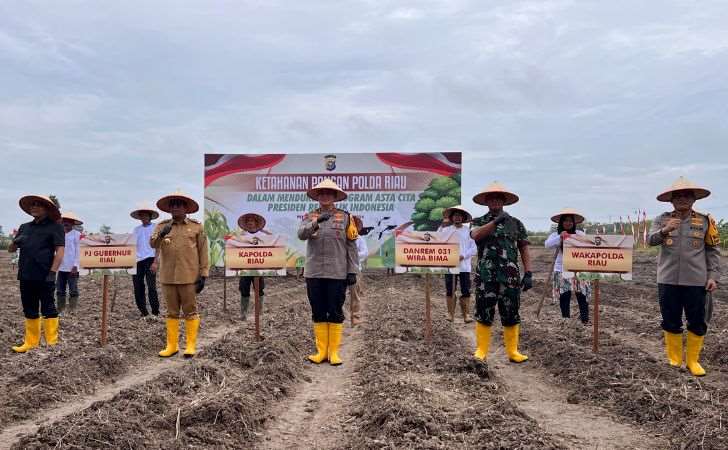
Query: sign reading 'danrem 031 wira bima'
204 153 462 269
394 228 460 274
79 233 136 271
563 234 634 274
224 232 287 277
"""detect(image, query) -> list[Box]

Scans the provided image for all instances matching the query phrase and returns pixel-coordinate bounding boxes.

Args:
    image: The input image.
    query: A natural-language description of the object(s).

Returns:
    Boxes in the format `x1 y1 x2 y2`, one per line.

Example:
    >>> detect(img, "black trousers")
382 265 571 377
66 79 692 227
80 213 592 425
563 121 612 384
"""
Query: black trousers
239 276 265 297
20 280 58 319
659 284 707 336
56 271 79 297
445 272 471 297
306 278 347 323
132 257 159 316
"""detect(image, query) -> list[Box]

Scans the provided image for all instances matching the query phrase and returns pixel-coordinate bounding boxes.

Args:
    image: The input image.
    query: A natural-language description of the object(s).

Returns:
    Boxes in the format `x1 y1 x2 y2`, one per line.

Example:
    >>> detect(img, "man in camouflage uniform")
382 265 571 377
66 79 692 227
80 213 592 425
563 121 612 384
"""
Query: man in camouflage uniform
648 177 721 377
470 182 533 363
151 191 209 359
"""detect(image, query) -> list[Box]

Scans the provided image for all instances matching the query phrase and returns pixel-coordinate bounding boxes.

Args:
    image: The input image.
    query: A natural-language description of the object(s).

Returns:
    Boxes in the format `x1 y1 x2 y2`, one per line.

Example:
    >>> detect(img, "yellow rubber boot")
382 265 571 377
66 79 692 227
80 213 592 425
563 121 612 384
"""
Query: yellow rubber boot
159 319 180 357
328 322 344 366
473 322 492 361
663 331 683 367
12 318 42 353
307 322 329 364
686 331 706 377
503 324 529 363
44 317 60 346
183 317 200 358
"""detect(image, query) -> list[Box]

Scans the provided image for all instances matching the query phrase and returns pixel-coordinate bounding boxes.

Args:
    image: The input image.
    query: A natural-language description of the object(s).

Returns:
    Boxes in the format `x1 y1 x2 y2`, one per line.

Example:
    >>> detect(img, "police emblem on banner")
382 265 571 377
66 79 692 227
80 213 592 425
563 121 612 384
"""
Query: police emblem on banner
324 154 337 171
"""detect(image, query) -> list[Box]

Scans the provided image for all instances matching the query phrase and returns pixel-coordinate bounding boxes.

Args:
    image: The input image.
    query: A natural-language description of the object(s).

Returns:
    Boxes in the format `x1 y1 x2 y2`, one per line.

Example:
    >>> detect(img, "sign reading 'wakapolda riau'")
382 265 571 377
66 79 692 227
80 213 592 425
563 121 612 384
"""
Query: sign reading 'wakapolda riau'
563 234 634 274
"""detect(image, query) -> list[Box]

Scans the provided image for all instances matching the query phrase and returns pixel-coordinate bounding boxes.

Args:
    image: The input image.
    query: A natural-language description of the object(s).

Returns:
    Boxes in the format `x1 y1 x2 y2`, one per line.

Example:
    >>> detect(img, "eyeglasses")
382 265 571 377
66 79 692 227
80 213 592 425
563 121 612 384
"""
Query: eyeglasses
671 191 694 200
169 199 187 208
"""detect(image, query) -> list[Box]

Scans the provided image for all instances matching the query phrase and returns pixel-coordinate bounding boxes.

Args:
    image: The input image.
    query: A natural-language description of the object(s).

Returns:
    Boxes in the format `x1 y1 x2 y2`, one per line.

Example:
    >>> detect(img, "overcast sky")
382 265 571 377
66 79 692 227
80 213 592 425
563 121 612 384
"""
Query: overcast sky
2 0 727 233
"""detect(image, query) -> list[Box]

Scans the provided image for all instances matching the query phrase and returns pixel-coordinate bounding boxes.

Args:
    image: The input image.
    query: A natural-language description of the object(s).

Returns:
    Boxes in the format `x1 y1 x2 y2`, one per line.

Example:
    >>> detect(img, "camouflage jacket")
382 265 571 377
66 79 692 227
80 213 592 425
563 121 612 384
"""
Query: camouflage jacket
471 212 529 288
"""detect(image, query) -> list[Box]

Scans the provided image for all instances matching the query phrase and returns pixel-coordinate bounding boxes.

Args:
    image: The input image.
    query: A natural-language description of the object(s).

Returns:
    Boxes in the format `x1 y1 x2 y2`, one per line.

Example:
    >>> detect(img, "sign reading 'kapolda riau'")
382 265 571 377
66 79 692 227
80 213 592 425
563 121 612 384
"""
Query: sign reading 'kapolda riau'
224 233 287 270
563 235 634 273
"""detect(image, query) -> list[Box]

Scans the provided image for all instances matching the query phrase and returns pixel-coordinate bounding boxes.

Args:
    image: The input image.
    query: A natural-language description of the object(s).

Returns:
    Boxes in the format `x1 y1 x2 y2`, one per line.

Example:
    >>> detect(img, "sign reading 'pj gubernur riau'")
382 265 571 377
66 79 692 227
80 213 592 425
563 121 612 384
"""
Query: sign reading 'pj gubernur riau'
79 233 136 269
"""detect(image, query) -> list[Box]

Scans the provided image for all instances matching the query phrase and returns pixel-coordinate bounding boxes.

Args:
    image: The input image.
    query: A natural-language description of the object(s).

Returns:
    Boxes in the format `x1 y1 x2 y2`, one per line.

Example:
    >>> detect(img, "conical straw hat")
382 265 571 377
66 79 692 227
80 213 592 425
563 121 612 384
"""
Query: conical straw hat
238 213 266 232
130 201 160 220
442 205 473 223
19 194 61 221
551 208 585 224
307 178 348 202
156 191 199 214
472 181 519 206
656 176 711 202
61 211 84 225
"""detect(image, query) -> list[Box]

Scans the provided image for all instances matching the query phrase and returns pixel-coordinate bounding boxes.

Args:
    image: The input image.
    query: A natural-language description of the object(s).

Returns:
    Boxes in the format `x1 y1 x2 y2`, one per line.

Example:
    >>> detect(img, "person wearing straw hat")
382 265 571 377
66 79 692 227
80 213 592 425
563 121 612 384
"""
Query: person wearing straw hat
648 177 721 377
470 182 532 363
237 213 268 320
56 211 83 314
151 192 209 358
442 205 477 323
298 179 359 365
346 215 369 326
131 202 161 317
8 195 65 352
544 208 591 324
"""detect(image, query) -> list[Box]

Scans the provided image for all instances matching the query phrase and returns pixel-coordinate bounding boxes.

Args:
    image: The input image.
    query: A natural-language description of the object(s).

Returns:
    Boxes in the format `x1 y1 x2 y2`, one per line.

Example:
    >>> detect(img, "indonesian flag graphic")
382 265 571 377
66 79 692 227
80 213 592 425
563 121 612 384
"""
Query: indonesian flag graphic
204 154 287 186
375 152 461 176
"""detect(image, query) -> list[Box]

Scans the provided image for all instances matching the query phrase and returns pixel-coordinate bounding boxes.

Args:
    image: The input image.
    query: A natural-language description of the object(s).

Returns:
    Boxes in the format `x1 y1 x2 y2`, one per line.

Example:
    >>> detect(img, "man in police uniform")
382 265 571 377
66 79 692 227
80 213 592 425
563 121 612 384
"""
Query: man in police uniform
151 192 209 358
9 195 65 352
648 177 721 376
469 182 533 363
298 179 359 366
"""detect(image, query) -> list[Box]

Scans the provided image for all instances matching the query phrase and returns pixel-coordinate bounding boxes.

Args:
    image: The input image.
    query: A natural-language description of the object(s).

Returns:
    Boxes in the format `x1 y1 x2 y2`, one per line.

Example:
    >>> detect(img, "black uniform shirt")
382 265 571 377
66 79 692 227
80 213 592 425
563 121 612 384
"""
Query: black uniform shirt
16 217 65 281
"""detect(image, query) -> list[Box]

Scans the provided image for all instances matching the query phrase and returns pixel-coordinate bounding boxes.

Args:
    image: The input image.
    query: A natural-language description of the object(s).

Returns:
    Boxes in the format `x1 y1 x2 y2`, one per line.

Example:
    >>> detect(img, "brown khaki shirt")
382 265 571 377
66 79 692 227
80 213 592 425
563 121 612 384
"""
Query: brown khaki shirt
150 218 209 284
298 208 359 280
648 211 721 286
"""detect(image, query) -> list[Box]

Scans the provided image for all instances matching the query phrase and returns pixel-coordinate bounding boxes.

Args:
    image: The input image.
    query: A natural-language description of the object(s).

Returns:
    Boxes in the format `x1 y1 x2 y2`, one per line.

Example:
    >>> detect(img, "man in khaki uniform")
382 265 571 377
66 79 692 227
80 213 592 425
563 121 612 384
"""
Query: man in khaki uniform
151 192 209 358
298 179 359 366
648 177 721 376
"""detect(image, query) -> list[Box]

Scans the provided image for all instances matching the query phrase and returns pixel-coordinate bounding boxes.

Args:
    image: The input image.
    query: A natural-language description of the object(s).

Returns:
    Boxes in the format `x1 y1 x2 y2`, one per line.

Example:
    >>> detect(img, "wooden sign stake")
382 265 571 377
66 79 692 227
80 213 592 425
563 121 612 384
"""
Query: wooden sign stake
424 273 432 345
100 274 109 346
223 270 227 312
592 279 600 353
254 276 262 341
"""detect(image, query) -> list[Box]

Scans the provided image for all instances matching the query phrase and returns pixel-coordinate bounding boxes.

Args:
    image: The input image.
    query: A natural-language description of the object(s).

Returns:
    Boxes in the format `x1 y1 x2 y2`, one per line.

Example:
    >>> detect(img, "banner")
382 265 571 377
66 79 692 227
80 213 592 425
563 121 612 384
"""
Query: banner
394 228 460 274
563 234 634 275
224 232 287 276
79 233 136 271
204 152 462 269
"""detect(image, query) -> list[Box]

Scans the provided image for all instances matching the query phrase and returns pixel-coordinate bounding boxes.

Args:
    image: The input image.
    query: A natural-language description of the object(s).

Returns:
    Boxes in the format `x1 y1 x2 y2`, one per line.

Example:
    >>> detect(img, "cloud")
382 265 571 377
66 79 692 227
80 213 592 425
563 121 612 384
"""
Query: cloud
1 0 728 234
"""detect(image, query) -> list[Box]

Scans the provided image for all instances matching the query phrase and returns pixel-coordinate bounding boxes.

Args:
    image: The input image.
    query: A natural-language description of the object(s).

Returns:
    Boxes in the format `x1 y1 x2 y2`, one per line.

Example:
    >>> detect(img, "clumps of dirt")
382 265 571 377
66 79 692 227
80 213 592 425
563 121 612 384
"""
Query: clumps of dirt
343 275 564 449
520 318 728 449
13 289 313 449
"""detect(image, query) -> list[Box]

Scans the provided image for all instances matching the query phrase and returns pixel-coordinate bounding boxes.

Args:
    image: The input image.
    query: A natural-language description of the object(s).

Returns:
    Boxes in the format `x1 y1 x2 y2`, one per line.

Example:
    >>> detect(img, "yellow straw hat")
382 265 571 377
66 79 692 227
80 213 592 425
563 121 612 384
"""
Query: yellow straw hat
156 191 199 214
550 208 585 224
238 213 266 232
61 211 84 225
19 194 61 222
130 201 160 220
442 205 473 223
472 181 519 206
656 176 711 202
307 179 348 202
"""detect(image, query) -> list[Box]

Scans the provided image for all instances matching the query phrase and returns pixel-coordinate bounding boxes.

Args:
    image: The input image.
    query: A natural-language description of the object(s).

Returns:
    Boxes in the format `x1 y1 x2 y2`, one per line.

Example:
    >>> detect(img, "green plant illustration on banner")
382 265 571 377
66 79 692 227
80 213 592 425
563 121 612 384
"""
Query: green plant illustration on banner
204 210 230 267
411 174 461 231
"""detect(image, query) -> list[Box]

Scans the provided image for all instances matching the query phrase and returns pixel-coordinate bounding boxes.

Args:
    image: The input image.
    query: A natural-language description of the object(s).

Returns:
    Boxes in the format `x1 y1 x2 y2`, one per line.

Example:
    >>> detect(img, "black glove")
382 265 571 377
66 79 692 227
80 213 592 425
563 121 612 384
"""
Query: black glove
316 213 332 224
12 233 26 247
521 271 533 292
494 211 510 225
346 273 357 286
195 276 206 294
45 271 57 284
159 223 173 237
